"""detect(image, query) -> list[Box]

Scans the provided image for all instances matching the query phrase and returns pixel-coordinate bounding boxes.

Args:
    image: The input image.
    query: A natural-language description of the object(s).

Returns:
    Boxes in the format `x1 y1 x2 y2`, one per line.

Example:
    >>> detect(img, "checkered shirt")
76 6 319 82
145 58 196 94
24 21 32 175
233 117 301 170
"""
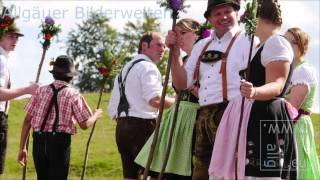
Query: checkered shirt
25 80 92 134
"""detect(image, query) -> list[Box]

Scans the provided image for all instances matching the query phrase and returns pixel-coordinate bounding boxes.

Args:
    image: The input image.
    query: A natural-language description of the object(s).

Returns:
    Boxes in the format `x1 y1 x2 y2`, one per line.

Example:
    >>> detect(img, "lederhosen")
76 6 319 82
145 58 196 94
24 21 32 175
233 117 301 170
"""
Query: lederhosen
192 32 241 180
32 84 71 180
0 76 10 174
115 59 156 178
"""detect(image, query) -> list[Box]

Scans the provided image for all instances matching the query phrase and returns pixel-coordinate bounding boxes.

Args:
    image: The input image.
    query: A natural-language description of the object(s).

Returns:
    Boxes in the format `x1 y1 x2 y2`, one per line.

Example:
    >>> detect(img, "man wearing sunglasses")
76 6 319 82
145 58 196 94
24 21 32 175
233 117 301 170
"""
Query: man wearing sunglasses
166 0 258 179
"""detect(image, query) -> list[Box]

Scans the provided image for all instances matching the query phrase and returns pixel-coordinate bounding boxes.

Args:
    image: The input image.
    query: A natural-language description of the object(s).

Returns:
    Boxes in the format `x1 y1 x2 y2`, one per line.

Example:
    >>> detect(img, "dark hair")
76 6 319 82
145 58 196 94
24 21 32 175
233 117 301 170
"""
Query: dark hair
138 33 153 54
287 27 310 57
53 75 73 82
258 0 282 26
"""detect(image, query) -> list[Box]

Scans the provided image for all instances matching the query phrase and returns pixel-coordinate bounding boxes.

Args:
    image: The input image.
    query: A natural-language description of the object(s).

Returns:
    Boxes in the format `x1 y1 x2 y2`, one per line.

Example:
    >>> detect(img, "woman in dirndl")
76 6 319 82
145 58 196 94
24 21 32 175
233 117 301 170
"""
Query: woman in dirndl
209 0 297 179
285 27 320 180
135 18 203 180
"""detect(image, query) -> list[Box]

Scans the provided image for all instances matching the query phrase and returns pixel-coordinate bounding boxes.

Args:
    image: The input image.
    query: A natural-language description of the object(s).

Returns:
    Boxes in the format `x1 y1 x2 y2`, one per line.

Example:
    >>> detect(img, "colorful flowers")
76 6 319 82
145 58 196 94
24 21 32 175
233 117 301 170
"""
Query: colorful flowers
39 16 61 49
201 29 212 39
0 6 16 39
240 0 257 37
44 16 55 25
158 0 189 18
97 66 110 77
170 0 182 12
196 22 213 40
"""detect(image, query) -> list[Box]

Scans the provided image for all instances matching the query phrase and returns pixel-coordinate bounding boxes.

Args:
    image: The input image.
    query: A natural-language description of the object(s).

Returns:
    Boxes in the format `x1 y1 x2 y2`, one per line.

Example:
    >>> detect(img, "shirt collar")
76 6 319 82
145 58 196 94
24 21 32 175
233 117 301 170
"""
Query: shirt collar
53 80 70 87
133 54 153 63
0 47 9 58
212 25 241 40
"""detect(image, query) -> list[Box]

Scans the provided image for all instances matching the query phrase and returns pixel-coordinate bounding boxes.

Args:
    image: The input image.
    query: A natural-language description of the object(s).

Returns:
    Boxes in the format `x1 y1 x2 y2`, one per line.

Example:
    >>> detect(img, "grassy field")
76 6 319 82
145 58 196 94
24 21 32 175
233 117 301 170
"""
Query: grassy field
1 93 320 179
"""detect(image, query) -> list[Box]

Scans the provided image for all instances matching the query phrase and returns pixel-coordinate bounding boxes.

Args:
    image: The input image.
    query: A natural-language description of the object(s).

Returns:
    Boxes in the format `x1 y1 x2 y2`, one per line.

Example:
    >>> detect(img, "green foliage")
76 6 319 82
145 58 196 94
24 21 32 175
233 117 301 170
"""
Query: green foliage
119 12 160 61
66 13 120 92
67 12 162 92
240 0 257 37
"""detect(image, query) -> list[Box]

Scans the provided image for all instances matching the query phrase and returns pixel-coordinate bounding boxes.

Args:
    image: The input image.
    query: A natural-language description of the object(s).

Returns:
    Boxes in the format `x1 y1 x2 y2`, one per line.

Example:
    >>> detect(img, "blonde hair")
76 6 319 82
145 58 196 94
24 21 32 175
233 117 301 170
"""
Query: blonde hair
287 27 310 57
176 18 200 33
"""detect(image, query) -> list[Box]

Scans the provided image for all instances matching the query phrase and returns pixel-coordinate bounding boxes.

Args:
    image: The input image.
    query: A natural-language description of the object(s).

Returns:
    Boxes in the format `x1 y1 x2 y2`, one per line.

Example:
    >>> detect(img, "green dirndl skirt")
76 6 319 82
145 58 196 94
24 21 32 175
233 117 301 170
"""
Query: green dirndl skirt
294 115 320 180
135 101 199 176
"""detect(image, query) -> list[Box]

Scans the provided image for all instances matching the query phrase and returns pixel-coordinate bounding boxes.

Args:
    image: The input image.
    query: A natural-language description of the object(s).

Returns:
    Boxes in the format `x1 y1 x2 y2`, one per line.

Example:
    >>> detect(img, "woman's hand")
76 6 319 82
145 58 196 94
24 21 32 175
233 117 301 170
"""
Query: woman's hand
240 79 256 99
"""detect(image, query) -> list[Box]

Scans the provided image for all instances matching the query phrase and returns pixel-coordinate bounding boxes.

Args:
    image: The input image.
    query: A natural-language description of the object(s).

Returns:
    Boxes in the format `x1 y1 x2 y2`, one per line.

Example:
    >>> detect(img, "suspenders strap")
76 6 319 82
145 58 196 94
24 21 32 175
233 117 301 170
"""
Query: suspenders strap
117 59 146 117
40 84 67 132
219 31 241 101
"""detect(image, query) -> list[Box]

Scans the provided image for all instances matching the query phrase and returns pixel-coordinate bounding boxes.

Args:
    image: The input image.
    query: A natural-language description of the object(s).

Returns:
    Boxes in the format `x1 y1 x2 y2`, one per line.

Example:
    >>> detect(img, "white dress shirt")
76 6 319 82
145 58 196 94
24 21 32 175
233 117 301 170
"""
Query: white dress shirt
0 47 10 112
184 26 258 106
108 54 162 119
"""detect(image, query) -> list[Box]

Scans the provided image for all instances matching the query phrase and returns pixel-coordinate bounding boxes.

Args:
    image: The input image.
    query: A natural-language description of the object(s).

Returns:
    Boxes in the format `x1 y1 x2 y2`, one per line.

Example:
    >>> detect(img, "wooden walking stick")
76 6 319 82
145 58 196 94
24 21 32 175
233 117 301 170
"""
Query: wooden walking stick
81 85 104 180
142 1 188 179
22 16 61 180
234 1 258 179
80 50 116 180
157 21 212 180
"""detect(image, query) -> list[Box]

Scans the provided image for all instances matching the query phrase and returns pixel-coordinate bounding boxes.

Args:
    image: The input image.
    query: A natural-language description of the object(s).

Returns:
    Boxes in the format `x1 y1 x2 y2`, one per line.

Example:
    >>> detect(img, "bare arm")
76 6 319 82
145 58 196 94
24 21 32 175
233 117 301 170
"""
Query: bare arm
149 95 175 109
166 30 188 90
78 109 103 130
18 114 32 166
241 61 290 100
287 85 308 109
0 83 39 101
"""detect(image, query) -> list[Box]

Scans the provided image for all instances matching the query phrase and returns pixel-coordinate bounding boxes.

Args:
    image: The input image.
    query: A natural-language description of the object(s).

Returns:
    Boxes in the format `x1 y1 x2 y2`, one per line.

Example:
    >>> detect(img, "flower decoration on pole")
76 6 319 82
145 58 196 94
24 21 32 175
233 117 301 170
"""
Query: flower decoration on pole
0 5 15 39
80 49 120 180
196 22 213 40
40 16 61 49
158 0 189 19
143 1 188 180
35 16 61 83
240 0 257 38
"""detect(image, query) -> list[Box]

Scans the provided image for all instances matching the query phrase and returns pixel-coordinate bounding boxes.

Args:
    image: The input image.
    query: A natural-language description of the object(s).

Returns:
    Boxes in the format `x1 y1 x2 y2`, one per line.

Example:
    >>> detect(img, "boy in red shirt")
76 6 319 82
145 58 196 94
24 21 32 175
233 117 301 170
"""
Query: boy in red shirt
18 55 102 180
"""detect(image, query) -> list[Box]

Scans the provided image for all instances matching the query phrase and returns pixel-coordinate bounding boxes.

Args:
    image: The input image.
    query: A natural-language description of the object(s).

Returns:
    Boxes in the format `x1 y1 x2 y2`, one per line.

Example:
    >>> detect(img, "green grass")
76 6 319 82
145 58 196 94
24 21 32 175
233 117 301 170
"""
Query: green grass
1 93 320 179
2 93 122 180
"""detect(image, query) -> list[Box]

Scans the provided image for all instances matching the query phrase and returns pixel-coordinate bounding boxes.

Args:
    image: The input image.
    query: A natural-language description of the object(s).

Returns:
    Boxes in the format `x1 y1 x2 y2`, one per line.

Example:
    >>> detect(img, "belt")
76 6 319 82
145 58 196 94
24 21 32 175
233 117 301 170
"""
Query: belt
117 116 156 124
199 101 229 111
33 131 71 137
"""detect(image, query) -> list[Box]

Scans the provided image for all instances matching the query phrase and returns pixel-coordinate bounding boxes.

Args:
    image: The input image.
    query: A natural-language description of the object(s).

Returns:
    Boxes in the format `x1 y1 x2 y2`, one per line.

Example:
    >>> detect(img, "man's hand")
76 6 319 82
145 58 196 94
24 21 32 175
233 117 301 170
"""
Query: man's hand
18 149 28 167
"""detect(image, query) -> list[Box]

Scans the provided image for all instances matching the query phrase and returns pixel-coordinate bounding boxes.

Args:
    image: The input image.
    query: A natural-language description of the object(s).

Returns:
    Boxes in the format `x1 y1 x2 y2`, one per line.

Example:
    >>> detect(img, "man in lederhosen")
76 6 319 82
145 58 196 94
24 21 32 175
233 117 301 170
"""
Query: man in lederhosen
18 55 103 180
0 14 38 175
108 32 175 180
166 0 258 179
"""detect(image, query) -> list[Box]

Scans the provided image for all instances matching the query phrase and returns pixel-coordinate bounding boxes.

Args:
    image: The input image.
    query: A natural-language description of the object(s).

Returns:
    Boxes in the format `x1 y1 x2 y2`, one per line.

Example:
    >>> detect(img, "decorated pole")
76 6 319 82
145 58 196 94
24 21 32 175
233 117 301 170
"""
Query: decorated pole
35 16 61 83
22 16 61 180
234 0 257 179
157 93 181 180
142 0 187 179
157 22 212 180
80 50 117 180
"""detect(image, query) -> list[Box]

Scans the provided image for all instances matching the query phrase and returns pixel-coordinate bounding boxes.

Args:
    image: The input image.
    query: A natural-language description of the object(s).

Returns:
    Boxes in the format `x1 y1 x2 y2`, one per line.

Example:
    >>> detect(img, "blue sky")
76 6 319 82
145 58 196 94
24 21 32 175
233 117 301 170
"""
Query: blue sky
3 0 319 112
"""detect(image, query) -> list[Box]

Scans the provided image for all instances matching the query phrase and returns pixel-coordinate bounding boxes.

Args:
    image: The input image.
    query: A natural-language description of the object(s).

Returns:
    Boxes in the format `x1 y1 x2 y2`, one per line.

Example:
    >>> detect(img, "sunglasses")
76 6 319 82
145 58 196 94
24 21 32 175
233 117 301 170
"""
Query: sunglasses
200 50 224 63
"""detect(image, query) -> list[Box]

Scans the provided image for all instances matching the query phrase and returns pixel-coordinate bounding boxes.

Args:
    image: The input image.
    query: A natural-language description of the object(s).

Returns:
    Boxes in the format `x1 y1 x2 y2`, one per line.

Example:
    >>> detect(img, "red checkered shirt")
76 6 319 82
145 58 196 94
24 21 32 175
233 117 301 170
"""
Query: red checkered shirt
25 80 92 134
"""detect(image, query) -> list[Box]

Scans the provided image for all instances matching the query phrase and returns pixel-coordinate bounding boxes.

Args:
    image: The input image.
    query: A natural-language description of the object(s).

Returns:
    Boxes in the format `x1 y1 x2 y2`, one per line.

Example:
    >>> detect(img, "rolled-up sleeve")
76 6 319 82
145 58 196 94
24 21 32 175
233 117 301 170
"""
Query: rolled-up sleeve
140 63 162 102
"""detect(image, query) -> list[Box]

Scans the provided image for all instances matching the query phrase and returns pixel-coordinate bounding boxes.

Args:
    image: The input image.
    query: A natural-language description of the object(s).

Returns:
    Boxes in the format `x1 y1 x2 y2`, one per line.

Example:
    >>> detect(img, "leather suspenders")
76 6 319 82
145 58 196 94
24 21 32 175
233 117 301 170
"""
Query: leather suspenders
40 84 67 133
193 31 241 101
117 59 146 117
